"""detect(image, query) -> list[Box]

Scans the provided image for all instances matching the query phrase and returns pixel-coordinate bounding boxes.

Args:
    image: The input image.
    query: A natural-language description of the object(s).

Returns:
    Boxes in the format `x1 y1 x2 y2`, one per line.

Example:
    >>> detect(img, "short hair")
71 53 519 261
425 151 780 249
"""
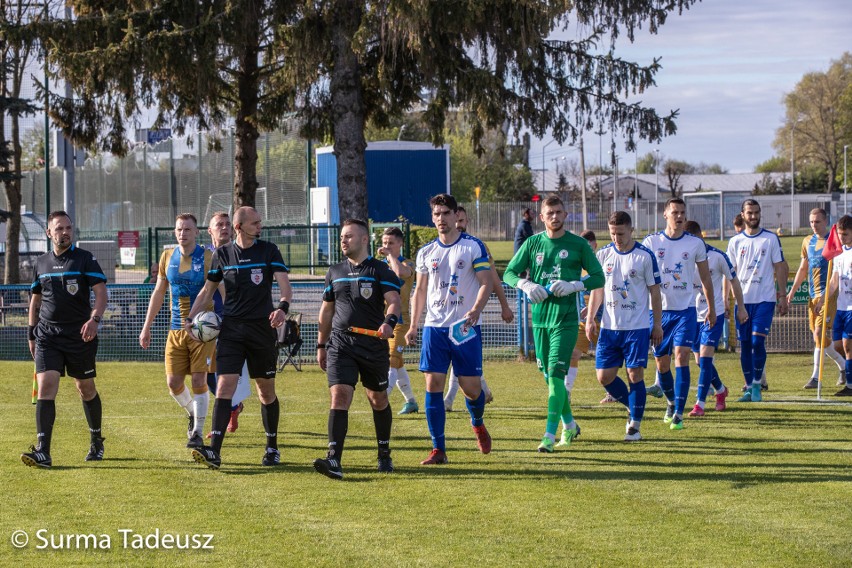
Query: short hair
608 211 632 227
210 211 229 221
47 210 71 224
809 208 827 220
342 218 369 234
176 212 198 226
522 208 532 216
233 206 258 226
382 227 404 240
838 215 852 231
733 213 745 228
685 220 702 235
664 198 685 211
542 195 564 209
429 193 458 212
456 206 467 214
580 230 596 242
741 198 761 212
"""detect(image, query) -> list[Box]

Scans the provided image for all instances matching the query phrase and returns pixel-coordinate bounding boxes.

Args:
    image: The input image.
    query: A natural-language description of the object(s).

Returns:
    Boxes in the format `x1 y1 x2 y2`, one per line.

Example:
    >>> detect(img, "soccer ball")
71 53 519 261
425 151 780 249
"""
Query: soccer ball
190 311 221 343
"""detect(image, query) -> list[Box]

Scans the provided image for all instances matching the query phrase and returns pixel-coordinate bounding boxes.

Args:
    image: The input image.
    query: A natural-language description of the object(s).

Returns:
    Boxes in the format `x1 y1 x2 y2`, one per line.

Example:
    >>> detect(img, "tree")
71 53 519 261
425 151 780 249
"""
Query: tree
1 0 39 283
282 0 699 220
636 151 658 174
754 156 789 173
774 52 852 192
663 159 693 198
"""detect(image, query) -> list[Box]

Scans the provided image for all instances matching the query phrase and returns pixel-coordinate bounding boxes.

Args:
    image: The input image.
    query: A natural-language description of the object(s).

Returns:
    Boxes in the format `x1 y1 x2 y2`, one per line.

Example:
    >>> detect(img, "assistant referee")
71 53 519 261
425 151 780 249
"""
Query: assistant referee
186 206 292 470
21 211 108 469
313 219 402 479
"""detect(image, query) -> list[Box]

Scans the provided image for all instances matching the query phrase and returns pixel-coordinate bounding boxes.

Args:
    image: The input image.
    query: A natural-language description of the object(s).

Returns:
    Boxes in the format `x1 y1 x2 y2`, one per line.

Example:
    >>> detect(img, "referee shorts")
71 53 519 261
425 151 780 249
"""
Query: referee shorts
165 329 216 376
216 318 277 378
34 322 98 380
327 332 389 392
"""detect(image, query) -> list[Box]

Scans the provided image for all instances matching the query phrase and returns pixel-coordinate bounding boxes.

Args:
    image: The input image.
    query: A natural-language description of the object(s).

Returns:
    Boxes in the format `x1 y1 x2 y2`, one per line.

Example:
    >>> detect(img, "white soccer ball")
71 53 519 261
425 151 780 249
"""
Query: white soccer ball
191 311 222 343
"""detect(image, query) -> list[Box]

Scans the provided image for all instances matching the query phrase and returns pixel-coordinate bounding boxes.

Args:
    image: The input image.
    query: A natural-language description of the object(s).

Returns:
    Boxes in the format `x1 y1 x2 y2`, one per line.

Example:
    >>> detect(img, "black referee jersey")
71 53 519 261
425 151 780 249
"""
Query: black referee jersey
207 239 289 320
323 257 401 334
30 245 107 328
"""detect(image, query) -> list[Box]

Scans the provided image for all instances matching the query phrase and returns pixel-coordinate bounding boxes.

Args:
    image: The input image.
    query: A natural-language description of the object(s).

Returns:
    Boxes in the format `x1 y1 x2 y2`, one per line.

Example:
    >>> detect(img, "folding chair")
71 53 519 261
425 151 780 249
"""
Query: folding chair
276 312 304 372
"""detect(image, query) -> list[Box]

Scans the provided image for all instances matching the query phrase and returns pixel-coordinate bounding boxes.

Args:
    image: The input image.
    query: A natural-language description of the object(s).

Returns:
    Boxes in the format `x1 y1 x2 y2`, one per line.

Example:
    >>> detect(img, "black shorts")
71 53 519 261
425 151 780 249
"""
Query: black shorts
326 332 389 392
35 323 98 380
216 318 278 379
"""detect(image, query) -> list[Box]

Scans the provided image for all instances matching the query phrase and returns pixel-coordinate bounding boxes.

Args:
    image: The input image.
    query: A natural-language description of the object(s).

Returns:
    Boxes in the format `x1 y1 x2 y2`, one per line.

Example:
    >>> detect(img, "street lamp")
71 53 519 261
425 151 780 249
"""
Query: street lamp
611 152 619 214
654 149 661 232
542 139 555 194
790 117 804 235
844 144 849 215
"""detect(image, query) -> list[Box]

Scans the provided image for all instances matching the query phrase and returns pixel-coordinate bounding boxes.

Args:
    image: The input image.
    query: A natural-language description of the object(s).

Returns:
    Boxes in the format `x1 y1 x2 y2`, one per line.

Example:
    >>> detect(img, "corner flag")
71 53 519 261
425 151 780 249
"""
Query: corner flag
817 223 843 399
822 224 843 261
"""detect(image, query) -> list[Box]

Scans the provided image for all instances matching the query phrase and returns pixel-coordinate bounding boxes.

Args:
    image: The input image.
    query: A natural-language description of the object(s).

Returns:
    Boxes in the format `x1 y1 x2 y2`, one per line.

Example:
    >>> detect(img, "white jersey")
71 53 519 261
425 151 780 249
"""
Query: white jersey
832 246 852 311
693 245 735 320
642 231 707 311
596 242 661 331
415 233 490 327
726 228 785 304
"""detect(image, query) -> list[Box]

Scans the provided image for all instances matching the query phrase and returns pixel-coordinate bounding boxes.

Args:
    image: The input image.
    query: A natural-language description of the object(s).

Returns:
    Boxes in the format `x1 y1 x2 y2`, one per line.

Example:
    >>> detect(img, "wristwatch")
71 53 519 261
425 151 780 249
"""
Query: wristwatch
92 315 102 323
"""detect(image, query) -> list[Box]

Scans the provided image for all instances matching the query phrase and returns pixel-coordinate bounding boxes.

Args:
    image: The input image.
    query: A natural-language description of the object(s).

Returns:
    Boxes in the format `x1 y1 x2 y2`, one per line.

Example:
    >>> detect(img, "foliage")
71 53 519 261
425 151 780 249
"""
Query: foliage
754 155 789 173
662 159 692 198
408 224 438 252
774 52 852 192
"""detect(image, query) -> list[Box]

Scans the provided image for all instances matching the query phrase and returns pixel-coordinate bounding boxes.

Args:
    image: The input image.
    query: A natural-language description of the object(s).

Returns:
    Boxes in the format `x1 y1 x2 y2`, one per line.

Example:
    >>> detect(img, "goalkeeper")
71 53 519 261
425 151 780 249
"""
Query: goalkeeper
504 195 604 453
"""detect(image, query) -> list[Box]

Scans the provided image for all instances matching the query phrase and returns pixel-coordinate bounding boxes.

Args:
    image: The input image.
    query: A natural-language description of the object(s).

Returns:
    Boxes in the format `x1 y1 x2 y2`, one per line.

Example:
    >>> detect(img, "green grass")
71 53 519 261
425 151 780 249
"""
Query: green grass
2 354 851 566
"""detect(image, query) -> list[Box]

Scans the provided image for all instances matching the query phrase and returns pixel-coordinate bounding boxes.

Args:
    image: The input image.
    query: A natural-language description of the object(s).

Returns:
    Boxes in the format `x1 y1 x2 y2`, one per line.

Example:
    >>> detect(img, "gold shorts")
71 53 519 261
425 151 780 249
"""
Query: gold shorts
574 320 600 355
388 323 410 368
165 329 216 377
808 296 837 333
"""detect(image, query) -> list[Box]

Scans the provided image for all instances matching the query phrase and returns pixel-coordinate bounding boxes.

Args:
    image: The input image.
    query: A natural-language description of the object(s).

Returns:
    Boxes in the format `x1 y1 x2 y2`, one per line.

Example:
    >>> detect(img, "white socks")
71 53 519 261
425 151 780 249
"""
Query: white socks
564 367 578 393
192 390 209 436
170 386 193 415
395 368 416 403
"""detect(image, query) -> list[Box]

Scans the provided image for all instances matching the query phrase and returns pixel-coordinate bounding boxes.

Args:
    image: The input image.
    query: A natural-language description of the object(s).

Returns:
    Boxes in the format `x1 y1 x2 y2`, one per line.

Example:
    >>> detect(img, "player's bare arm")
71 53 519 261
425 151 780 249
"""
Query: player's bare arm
774 259 790 316
380 290 402 339
316 300 334 371
139 275 169 349
27 292 42 360
730 278 749 324
464 268 494 328
80 282 107 343
269 271 292 328
697 259 716 328
585 287 603 341
787 256 808 305
649 283 663 347
184 279 219 336
405 271 428 346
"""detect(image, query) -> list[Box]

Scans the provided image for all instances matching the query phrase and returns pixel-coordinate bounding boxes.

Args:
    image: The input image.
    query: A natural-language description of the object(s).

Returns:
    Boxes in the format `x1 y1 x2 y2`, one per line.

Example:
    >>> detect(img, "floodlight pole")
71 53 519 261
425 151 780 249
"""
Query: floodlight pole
790 125 795 235
542 139 555 194
654 149 660 232
844 144 848 215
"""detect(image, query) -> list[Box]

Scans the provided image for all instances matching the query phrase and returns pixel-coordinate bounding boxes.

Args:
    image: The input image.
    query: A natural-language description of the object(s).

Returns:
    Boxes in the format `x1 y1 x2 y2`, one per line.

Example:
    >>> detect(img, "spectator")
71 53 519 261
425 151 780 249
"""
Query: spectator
514 208 534 253
143 262 158 284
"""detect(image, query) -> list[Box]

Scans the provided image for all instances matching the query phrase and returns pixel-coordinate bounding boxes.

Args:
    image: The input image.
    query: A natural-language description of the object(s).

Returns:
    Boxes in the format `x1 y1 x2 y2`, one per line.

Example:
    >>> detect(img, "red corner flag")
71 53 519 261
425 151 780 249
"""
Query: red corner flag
822 224 843 261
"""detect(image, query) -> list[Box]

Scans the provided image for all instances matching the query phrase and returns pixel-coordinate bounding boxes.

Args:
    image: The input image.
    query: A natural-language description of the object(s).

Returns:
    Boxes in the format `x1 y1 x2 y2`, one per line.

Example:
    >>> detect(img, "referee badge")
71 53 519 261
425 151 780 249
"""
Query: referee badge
360 282 373 299
251 268 263 285
66 279 79 295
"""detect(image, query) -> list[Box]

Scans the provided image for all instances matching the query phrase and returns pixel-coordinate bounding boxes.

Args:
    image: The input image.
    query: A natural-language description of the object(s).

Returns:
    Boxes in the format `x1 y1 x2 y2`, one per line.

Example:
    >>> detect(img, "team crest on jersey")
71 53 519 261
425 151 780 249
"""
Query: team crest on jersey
250 268 263 285
682 252 689 260
657 249 665 259
558 249 569 259
65 279 79 295
430 259 440 272
629 269 638 278
605 263 614 274
360 281 373 299
193 263 203 273
535 253 544 266
456 259 466 270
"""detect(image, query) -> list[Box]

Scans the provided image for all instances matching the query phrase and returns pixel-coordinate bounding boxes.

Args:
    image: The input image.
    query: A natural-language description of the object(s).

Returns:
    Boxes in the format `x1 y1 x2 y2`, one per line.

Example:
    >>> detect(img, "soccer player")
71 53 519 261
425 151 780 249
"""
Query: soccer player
787 208 846 389
443 205 513 410
726 199 789 403
683 221 748 417
186 206 293 469
405 193 494 465
504 195 604 452
642 198 716 430
313 219 402 479
139 213 214 449
21 211 108 468
816 215 852 396
376 226 419 415
585 211 662 442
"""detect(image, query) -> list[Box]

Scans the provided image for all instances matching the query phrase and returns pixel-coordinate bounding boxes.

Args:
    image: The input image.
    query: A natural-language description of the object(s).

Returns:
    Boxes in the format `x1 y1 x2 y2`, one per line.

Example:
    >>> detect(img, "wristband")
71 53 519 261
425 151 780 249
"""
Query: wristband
316 343 327 349
28 325 36 341
278 300 290 314
384 313 399 327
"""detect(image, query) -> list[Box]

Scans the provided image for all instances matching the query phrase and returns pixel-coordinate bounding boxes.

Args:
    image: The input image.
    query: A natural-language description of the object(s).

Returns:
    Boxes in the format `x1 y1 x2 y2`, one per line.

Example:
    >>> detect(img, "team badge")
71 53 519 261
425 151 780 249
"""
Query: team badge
535 253 544 266
457 259 466 270
360 282 373 299
558 249 569 259
606 263 614 274
629 269 638 278
430 259 440 272
657 249 665 259
682 252 689 260
251 268 263 285
193 263 203 272
66 279 79 295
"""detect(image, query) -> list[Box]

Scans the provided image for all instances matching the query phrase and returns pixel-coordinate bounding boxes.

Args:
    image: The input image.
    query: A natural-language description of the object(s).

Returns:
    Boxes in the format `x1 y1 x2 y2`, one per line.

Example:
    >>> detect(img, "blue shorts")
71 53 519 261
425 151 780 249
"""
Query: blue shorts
735 302 775 339
596 328 650 370
832 310 852 340
695 315 727 349
419 325 483 377
652 308 697 357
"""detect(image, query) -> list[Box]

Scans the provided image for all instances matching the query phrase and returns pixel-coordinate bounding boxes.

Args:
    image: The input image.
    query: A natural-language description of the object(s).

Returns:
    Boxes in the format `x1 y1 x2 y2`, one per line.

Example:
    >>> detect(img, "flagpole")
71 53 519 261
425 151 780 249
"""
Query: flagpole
817 257 832 401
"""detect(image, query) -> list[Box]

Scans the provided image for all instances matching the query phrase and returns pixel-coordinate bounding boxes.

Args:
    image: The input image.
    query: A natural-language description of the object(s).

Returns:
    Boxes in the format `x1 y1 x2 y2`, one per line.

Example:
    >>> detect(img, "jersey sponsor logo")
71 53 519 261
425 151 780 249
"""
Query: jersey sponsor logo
66 279 79 295
450 295 465 306
541 264 561 281
250 268 263 285
535 253 544 266
239 258 251 263
449 273 459 295
360 281 373 299
558 249 569 259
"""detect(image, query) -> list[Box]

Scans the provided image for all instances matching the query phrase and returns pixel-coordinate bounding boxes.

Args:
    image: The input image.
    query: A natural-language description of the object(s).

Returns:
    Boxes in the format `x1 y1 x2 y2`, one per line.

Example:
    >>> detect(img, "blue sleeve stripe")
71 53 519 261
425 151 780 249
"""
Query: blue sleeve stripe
30 281 39 290
40 271 82 278
381 280 401 290
85 272 107 280
324 286 332 293
222 263 268 271
331 276 377 284
271 262 290 271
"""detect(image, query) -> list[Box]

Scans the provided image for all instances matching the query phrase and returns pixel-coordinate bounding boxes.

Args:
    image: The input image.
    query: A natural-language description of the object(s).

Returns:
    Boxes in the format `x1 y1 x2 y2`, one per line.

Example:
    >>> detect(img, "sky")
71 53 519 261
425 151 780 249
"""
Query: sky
533 0 851 175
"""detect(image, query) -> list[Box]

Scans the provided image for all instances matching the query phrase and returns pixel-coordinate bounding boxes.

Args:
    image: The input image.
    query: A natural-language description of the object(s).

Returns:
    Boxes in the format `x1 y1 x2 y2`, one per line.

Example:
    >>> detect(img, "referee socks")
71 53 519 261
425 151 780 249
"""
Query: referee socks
327 409 349 462
261 398 280 450
82 394 103 442
35 399 56 454
210 397 233 453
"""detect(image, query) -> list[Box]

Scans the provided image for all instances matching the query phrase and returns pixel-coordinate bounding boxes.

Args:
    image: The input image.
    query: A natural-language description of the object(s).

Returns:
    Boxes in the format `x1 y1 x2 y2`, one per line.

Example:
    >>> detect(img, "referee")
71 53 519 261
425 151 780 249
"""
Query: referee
313 219 402 479
186 206 292 470
21 211 108 468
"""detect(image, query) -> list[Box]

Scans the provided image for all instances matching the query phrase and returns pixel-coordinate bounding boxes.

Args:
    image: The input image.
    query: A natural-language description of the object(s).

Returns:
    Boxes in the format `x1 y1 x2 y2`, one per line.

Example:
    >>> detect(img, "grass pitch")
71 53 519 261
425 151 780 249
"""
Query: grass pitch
2 353 851 567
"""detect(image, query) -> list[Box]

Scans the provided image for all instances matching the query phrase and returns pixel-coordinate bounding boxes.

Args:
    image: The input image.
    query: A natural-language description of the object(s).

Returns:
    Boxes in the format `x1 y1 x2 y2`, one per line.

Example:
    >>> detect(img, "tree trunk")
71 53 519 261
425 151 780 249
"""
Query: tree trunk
5 109 22 284
232 3 261 211
329 0 368 222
